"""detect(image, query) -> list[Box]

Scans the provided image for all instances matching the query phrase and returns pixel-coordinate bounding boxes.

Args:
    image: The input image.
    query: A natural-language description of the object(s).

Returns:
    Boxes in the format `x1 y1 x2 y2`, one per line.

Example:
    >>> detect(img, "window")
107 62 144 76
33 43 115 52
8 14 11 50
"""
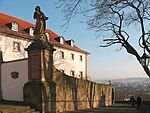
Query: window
29 27 34 36
70 71 75 77
79 71 83 78
70 40 74 47
12 22 18 31
13 42 20 52
60 51 64 59
66 40 74 46
60 37 64 44
71 53 74 60
80 55 82 62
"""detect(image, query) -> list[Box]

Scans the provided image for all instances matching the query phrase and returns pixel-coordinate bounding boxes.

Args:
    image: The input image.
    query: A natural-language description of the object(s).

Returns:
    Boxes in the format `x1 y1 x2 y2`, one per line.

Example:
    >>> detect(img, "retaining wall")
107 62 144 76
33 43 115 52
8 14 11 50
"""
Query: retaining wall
53 69 112 112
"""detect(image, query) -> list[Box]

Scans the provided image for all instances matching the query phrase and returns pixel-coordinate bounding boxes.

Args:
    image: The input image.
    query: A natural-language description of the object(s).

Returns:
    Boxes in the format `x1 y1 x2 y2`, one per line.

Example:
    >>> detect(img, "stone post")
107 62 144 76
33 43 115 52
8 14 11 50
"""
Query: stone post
27 48 54 81
0 51 3 100
23 38 56 113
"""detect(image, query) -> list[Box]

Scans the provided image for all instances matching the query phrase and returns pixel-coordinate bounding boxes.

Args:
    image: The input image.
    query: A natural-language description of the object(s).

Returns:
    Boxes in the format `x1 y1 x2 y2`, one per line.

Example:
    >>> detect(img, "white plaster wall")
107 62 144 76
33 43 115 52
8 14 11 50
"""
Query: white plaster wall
0 34 31 61
1 59 28 101
0 33 89 79
54 47 88 79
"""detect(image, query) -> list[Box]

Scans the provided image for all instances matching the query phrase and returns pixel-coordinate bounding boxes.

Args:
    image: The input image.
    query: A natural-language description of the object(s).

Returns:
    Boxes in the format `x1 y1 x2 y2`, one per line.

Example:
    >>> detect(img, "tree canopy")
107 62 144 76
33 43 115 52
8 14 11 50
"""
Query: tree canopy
56 0 150 77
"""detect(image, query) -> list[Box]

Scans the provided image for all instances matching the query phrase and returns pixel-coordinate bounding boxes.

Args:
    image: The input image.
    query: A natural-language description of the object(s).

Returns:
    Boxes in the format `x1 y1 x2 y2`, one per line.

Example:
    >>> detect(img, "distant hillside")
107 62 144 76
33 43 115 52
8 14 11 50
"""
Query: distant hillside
93 77 150 101
93 77 149 84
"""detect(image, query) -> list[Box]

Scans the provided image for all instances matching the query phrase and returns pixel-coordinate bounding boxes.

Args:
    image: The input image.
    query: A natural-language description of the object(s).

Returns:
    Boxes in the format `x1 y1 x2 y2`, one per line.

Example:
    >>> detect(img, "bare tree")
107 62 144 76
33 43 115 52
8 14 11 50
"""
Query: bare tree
55 0 150 77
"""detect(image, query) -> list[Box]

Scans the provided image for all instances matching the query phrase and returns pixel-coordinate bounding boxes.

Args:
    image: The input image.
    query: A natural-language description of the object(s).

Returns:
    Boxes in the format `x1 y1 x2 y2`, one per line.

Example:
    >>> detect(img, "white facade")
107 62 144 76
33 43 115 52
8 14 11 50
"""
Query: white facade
0 33 89 79
0 34 30 61
54 47 89 79
0 12 89 79
1 59 28 101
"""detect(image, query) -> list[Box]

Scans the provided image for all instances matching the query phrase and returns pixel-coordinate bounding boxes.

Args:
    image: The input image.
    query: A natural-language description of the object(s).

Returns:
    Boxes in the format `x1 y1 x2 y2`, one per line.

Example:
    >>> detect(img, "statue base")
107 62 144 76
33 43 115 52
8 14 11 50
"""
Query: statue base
23 81 56 113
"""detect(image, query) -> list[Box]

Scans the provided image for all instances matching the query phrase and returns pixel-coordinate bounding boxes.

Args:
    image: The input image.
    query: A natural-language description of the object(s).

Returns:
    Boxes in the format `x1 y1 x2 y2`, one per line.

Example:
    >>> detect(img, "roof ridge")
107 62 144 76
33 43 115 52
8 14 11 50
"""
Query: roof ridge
0 12 59 38
0 12 34 26
0 12 89 54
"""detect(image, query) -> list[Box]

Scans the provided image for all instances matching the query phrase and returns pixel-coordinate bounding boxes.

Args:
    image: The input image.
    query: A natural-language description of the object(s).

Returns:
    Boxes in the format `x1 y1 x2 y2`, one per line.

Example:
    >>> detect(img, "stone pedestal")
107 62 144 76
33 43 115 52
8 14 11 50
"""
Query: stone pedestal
24 82 45 111
27 49 54 81
24 38 56 113
25 38 55 82
23 81 56 113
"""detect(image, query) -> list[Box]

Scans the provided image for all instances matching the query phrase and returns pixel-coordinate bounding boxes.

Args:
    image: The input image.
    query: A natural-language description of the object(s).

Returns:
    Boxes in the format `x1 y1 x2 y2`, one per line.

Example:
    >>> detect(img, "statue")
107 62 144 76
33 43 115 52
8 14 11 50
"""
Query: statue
26 6 55 51
33 6 49 35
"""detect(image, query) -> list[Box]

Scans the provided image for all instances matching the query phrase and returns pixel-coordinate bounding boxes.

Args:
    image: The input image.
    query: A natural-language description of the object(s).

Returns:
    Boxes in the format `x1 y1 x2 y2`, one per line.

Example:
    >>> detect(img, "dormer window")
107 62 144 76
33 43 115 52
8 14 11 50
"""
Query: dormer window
11 22 18 31
66 40 74 47
24 27 34 36
45 32 50 41
55 36 64 44
60 37 64 44
70 40 74 47
29 27 34 36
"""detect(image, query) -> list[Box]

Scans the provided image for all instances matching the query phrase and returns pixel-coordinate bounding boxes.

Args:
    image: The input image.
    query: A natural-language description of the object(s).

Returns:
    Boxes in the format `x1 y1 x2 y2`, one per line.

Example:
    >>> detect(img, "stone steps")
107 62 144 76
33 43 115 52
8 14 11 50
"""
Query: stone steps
0 102 40 113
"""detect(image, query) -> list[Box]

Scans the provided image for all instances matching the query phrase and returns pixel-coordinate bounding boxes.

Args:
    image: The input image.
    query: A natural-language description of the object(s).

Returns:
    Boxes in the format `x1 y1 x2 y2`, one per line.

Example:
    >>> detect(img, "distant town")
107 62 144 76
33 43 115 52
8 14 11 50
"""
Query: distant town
95 77 150 101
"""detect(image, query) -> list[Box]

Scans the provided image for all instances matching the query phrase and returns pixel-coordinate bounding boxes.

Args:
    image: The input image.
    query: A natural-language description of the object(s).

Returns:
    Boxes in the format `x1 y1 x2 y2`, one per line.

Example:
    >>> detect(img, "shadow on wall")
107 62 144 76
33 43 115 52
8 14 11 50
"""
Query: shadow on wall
53 68 112 112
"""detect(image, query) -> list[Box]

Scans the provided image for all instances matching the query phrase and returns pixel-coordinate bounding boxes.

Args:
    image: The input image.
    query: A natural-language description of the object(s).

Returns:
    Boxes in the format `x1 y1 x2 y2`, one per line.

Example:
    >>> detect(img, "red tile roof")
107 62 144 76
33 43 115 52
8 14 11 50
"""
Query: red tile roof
0 12 89 54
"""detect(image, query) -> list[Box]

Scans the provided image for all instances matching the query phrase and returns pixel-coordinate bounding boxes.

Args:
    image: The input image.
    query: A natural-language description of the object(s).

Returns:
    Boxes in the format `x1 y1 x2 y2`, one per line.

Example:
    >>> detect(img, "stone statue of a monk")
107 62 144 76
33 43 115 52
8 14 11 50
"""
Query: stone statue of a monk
34 6 49 35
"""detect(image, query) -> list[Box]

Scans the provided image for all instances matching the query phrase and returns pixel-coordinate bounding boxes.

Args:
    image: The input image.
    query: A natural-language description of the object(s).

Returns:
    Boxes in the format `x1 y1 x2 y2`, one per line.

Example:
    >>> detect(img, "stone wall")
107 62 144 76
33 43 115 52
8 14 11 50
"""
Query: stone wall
53 69 112 112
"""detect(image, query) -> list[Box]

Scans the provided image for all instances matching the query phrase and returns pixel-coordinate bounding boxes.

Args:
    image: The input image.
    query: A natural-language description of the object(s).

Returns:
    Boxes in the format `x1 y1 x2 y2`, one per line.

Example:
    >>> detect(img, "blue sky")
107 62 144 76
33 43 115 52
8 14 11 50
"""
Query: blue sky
0 0 148 79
